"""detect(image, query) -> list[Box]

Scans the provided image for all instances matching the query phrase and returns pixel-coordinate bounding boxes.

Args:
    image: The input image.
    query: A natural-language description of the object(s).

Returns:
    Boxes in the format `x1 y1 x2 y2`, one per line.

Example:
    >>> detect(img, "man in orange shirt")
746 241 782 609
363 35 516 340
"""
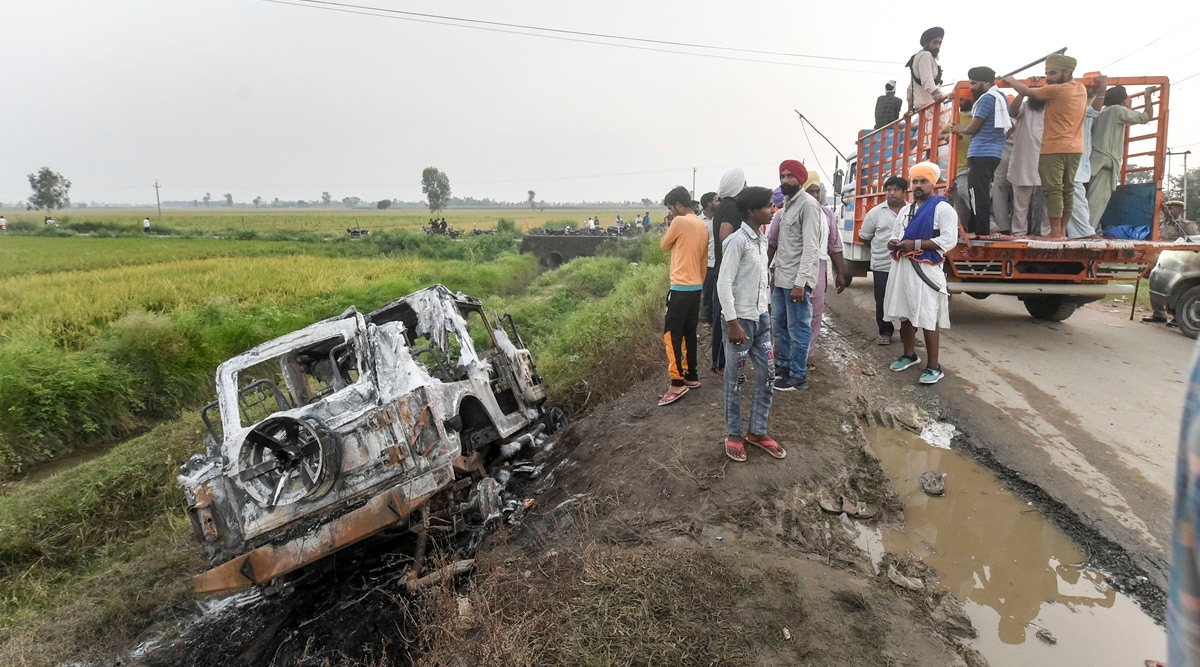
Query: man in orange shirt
1004 54 1087 240
658 185 710 406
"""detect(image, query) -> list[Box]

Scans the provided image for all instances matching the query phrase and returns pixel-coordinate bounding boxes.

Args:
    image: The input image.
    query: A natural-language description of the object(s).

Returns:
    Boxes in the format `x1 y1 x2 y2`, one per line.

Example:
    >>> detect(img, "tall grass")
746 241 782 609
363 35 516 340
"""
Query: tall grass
0 254 540 473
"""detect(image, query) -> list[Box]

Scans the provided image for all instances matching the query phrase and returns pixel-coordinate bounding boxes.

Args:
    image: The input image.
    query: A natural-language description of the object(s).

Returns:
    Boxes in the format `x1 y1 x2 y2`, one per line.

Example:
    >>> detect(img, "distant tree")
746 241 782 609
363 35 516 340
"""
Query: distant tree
377 199 392 210
26 167 71 209
321 191 332 206
203 192 212 207
527 190 536 210
253 196 263 208
1168 167 1200 221
640 197 654 207
421 167 452 213
193 200 198 208
342 196 361 208
223 193 233 207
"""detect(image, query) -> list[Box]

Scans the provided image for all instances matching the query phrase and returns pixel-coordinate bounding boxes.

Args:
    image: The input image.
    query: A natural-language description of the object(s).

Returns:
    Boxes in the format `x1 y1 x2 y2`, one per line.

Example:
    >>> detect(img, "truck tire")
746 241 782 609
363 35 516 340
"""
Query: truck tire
1022 295 1079 322
1175 285 1200 339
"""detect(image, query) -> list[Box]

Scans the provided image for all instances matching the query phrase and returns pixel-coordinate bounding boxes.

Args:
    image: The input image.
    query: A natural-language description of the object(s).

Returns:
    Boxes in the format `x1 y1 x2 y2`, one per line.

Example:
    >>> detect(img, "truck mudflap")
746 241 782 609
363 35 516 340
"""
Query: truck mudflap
193 481 440 595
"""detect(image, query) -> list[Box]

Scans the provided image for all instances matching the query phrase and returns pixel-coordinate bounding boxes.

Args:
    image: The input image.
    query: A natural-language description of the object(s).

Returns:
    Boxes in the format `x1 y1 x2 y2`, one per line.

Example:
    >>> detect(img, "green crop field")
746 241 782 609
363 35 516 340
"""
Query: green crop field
0 219 669 665
0 207 653 235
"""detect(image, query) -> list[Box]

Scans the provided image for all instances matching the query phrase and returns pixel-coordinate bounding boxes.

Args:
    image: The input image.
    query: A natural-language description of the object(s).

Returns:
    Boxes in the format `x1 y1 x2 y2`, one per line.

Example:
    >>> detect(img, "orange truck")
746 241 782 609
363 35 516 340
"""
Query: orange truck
840 75 1197 321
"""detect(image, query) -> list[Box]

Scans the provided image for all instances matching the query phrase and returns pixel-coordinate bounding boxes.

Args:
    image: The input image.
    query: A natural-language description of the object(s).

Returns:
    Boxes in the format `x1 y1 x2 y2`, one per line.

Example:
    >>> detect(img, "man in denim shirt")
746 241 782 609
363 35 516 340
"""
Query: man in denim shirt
718 186 786 463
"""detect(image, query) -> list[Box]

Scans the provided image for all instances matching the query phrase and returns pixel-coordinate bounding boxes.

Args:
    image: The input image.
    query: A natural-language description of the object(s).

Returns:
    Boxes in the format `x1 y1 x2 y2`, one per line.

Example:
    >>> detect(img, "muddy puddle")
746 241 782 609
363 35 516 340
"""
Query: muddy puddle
855 426 1164 666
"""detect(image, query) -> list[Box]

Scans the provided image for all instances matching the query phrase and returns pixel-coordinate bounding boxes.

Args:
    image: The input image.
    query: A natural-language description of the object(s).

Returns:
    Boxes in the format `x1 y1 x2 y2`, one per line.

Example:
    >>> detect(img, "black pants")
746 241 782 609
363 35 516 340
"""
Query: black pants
967 156 1001 236
873 270 894 336
664 289 701 386
700 266 717 323
710 289 726 372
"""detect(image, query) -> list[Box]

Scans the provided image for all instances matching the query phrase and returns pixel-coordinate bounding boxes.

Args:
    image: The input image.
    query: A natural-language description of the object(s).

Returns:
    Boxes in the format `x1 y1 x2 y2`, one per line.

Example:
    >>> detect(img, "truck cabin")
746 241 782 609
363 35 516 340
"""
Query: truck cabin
850 74 1172 243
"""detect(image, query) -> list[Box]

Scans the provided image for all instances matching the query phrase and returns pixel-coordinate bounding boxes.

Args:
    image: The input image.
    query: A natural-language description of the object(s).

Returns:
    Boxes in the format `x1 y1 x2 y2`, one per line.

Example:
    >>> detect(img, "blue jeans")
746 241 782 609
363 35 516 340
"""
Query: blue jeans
771 285 813 380
724 312 775 436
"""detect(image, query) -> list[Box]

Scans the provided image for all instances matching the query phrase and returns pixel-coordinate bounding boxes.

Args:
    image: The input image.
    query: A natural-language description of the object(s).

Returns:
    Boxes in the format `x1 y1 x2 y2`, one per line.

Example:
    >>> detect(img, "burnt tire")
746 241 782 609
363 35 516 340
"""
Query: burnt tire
1175 285 1200 339
543 406 569 435
1022 295 1079 322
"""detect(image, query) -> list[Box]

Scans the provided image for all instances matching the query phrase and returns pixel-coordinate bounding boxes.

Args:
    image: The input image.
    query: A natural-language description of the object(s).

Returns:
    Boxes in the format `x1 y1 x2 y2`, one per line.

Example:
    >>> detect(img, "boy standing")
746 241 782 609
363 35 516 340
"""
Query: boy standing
658 185 709 406
718 186 786 462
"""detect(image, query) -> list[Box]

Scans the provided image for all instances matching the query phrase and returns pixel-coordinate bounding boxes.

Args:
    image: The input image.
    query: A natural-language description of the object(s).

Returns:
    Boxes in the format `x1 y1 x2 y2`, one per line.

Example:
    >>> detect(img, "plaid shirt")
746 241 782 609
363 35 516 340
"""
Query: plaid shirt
875 93 902 129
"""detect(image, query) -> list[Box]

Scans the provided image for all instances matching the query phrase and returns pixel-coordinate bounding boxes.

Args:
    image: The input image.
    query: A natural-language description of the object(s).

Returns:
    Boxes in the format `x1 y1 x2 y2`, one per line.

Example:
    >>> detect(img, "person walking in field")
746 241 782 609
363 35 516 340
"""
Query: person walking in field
718 186 786 462
657 185 709 406
884 161 958 385
143 217 151 234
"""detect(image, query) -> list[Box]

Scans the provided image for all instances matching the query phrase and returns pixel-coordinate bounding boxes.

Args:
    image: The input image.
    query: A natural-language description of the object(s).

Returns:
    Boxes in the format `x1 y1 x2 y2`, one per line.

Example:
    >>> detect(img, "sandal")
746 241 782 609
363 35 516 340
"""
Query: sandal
685 379 702 389
746 436 786 459
724 437 747 462
657 386 688 406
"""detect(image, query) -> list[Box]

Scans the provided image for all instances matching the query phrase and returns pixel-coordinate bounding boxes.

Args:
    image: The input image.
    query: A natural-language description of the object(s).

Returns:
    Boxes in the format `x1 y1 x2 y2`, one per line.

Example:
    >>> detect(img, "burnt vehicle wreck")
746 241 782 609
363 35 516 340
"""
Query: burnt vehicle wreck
178 285 565 595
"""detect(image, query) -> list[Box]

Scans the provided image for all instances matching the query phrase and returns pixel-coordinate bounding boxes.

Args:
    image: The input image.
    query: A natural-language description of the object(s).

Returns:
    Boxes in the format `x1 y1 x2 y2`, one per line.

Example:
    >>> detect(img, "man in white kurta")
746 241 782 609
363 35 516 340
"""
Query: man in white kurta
884 162 958 384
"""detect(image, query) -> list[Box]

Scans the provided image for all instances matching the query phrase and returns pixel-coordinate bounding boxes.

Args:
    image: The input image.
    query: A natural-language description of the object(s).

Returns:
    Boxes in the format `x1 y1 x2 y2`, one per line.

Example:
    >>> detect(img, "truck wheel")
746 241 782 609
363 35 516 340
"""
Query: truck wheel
1022 295 1079 322
1175 285 1200 339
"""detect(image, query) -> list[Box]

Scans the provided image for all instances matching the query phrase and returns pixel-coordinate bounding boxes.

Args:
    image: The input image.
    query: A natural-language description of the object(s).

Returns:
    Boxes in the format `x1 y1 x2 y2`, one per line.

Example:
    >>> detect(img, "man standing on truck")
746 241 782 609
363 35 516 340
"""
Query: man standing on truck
1086 84 1157 230
771 159 823 391
1004 54 1087 240
876 80 902 128
658 186 709 406
906 27 945 114
859 176 908 345
884 162 958 385
950 66 1010 239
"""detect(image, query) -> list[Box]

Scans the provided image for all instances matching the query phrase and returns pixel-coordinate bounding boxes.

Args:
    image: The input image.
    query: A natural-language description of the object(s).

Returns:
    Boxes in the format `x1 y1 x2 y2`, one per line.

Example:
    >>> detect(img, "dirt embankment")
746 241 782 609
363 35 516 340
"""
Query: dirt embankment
130 323 982 667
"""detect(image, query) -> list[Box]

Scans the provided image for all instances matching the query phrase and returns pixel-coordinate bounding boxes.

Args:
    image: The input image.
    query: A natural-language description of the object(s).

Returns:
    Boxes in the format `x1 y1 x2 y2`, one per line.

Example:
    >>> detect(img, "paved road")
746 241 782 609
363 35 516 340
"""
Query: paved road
828 280 1194 584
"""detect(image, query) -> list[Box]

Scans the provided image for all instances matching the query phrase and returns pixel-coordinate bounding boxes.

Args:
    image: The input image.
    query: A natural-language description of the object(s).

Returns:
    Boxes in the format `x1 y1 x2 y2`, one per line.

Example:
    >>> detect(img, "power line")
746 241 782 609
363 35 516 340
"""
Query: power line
291 0 896 65
260 0 896 74
800 123 831 187
1148 45 1200 72
1175 71 1200 86
1100 15 1200 70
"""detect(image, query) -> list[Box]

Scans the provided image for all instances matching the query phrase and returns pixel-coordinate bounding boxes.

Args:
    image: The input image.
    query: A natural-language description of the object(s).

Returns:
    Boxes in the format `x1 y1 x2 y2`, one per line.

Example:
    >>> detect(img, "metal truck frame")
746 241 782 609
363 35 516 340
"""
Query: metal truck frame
841 74 1200 322
179 285 559 595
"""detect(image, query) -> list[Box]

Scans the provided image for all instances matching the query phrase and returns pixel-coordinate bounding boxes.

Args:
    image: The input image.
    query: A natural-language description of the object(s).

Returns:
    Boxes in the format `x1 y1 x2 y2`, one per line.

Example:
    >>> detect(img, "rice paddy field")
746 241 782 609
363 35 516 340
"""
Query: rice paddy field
0 210 669 665
0 207 652 235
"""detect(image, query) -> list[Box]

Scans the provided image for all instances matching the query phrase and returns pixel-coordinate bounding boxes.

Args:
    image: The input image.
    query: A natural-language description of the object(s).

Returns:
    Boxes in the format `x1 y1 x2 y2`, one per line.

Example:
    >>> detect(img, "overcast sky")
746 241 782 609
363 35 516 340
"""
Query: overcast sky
4 1 1200 205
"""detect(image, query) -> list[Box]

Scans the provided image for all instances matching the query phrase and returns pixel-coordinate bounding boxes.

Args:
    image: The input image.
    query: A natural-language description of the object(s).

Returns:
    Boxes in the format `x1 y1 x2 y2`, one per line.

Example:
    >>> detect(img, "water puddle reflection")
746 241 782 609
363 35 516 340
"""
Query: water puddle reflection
859 426 1163 666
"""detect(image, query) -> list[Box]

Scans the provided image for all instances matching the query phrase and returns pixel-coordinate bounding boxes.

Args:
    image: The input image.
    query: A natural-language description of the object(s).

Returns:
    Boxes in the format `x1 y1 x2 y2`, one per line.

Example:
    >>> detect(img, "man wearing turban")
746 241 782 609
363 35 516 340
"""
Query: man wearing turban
707 167 747 377
951 66 1010 239
906 27 945 114
883 161 958 385
800 173 847 364
770 159 823 391
1004 54 1087 240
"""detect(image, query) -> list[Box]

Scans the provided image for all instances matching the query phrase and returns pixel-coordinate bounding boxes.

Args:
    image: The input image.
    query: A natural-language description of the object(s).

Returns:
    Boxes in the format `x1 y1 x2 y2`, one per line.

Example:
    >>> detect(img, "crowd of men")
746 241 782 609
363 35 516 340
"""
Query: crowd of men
657 158 955 462
873 27 1166 241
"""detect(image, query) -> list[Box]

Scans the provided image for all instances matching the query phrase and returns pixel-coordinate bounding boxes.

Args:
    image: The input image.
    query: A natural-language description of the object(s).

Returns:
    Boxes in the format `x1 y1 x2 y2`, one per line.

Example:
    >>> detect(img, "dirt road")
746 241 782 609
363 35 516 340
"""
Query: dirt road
828 280 1191 589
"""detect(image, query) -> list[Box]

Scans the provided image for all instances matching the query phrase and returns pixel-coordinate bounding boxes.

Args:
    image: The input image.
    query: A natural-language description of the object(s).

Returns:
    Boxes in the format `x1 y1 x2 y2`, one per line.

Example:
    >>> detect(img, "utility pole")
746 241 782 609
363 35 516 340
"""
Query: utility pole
153 180 162 223
1168 150 1192 215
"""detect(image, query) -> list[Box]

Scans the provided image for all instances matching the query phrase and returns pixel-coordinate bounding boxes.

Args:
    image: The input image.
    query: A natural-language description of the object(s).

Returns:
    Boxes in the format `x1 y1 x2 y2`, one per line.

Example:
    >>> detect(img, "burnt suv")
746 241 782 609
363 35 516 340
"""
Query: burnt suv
178 285 560 594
